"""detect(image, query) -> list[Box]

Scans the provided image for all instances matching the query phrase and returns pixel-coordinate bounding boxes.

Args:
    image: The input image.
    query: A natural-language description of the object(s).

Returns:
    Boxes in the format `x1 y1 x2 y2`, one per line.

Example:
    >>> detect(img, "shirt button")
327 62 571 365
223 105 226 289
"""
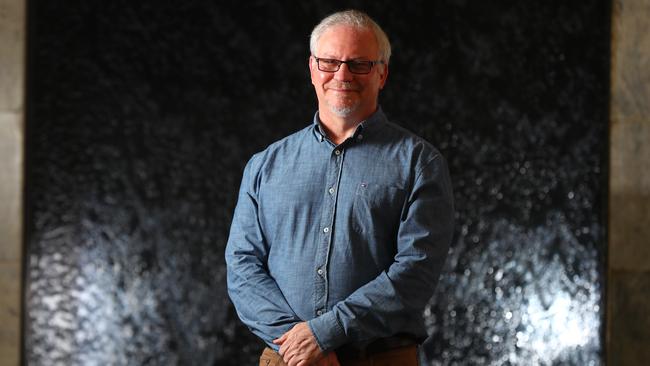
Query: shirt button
334 149 341 155
358 134 363 140
317 268 324 275
323 227 329 233
317 310 323 316
328 187 335 194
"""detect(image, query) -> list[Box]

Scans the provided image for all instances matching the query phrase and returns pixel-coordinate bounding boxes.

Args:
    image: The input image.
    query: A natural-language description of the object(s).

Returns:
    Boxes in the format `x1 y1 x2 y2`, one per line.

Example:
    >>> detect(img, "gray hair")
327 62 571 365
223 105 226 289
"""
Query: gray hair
309 10 392 64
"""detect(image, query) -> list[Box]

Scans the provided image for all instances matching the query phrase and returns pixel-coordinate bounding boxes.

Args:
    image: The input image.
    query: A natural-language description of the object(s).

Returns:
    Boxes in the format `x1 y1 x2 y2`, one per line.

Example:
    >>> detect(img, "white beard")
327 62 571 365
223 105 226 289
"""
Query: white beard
327 98 360 117
329 105 356 117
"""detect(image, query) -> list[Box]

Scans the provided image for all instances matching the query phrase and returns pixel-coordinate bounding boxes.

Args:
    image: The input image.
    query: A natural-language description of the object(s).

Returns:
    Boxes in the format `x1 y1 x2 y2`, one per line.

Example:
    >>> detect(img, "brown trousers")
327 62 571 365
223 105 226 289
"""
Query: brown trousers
259 345 419 366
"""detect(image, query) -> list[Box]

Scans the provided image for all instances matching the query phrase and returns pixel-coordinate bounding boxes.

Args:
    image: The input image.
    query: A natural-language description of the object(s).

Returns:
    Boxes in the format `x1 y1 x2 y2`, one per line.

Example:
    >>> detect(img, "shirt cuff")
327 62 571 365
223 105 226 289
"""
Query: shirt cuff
307 310 348 351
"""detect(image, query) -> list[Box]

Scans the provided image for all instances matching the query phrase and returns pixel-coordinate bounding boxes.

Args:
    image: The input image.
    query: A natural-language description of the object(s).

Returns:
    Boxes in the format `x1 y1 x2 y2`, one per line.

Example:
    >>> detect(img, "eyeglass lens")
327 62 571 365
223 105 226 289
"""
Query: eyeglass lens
317 59 373 74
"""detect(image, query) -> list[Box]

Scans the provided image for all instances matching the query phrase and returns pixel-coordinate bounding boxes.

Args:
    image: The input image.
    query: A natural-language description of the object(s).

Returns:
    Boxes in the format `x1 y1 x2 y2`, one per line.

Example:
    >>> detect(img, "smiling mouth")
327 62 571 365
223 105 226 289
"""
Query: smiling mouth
328 87 359 92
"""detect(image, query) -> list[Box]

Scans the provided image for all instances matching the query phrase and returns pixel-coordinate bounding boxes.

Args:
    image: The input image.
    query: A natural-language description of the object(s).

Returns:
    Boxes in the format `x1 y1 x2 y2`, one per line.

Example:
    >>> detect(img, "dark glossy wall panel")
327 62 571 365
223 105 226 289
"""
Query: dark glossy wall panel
26 1 609 365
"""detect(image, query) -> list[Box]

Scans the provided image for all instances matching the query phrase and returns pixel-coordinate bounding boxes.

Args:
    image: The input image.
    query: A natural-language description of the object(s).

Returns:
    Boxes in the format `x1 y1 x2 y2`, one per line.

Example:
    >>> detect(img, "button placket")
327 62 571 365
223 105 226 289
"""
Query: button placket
313 147 346 317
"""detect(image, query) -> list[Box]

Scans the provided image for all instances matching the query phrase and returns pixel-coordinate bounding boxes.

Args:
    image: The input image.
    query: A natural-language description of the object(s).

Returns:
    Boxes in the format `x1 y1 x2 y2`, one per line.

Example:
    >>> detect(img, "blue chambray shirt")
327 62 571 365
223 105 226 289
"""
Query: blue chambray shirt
225 107 454 352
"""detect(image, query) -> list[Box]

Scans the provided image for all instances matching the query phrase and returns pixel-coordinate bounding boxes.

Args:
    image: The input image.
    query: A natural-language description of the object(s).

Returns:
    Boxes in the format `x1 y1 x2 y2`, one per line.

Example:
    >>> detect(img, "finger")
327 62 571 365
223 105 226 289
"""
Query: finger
282 346 295 363
285 349 300 366
281 337 297 355
278 342 288 356
282 345 290 356
273 333 287 344
294 356 309 366
287 354 300 366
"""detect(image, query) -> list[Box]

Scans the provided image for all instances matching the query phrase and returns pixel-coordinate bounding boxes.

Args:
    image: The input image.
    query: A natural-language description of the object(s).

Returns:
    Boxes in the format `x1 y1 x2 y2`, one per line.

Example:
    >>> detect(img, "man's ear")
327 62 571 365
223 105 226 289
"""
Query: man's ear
309 56 317 85
379 63 389 90
308 56 315 72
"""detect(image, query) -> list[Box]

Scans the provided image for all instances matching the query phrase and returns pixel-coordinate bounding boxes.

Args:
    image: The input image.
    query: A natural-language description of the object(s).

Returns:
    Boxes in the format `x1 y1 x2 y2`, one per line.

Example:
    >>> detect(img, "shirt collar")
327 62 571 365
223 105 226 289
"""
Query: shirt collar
311 106 387 143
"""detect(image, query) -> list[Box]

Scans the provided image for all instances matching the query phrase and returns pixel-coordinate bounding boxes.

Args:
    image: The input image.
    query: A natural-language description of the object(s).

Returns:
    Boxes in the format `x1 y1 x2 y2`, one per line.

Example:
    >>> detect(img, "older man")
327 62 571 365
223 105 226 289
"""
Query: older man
226 9 454 366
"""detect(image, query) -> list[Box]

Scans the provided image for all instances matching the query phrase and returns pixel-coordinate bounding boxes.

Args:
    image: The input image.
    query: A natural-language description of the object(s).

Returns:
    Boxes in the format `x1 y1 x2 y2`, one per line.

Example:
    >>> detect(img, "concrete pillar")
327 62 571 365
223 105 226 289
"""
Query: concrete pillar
609 0 650 364
0 0 24 364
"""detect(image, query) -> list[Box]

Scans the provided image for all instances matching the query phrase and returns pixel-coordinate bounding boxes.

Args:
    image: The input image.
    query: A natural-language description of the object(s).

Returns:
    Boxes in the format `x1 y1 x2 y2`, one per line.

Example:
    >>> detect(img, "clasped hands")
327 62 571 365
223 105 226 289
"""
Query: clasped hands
273 322 340 366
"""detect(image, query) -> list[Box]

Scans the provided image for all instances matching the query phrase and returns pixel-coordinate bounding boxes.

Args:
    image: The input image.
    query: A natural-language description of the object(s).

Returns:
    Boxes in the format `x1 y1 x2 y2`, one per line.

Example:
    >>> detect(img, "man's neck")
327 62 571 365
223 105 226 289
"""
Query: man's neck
318 107 376 145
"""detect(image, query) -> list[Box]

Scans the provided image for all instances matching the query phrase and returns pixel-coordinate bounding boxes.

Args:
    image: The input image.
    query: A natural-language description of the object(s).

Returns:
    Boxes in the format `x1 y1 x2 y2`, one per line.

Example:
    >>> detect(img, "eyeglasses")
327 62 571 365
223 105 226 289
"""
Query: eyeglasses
313 56 384 75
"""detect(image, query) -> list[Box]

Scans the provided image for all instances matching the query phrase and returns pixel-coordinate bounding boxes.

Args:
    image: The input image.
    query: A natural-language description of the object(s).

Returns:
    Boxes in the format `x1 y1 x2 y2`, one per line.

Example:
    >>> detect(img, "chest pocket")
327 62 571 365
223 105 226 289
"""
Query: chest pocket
351 182 406 238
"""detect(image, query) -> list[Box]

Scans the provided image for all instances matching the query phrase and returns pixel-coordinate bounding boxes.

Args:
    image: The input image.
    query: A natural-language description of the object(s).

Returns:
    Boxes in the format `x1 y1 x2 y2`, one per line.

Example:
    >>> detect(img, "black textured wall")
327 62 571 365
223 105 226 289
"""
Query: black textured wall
25 1 609 365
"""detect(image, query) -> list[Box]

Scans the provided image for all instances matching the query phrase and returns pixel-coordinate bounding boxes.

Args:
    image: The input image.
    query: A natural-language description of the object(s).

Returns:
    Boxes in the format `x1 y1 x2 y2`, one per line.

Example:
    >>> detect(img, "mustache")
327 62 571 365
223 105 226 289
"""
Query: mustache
325 81 360 91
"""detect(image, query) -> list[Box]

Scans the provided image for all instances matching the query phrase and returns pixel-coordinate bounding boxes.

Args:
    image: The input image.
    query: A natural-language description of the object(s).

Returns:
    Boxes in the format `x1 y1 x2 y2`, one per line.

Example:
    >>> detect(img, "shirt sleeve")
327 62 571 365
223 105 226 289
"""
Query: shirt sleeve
225 155 303 349
308 154 455 351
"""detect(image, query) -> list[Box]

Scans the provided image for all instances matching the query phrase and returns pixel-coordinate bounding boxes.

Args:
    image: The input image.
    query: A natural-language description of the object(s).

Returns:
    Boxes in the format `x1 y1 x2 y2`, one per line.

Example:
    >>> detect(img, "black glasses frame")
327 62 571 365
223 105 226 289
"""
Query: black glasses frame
313 56 384 75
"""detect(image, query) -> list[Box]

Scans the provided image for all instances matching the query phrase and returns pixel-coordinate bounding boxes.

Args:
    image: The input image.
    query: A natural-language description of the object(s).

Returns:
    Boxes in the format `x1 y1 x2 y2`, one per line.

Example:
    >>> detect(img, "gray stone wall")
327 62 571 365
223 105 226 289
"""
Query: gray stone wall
609 0 650 364
0 0 24 364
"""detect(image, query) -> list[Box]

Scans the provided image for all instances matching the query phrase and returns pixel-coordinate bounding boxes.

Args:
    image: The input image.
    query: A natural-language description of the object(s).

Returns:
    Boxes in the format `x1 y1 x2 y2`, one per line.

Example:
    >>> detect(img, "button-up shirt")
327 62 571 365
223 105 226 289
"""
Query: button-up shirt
225 108 454 352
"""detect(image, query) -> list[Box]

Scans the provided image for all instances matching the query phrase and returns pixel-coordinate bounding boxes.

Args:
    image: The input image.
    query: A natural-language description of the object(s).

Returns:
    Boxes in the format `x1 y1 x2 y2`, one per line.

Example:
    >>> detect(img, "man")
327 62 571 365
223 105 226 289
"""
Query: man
226 10 454 366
